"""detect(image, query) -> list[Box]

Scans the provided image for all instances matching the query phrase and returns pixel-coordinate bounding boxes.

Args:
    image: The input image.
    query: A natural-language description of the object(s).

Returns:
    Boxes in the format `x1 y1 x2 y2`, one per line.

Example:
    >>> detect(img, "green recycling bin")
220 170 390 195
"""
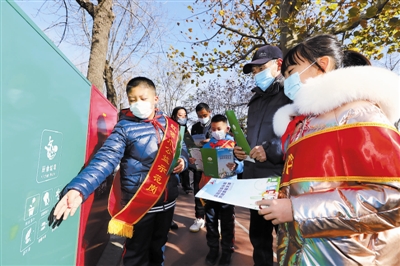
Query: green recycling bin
1 0 91 264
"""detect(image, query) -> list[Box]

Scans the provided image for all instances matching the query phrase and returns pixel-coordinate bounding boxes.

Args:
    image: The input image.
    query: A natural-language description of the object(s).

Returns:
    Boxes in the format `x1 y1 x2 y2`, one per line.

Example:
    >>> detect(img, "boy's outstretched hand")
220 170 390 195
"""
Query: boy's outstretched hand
173 158 185 174
54 190 83 221
256 198 293 225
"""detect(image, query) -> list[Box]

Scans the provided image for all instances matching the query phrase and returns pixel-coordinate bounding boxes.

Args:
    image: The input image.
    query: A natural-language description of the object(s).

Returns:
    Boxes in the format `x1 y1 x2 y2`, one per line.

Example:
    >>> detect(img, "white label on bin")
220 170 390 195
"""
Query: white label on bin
24 194 40 221
37 215 49 240
21 222 37 252
36 129 63 183
40 189 53 211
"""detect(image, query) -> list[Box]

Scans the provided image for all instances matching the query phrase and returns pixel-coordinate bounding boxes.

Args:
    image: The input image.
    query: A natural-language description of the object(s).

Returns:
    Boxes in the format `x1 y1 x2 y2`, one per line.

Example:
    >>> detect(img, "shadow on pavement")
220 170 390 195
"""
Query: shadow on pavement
164 188 277 266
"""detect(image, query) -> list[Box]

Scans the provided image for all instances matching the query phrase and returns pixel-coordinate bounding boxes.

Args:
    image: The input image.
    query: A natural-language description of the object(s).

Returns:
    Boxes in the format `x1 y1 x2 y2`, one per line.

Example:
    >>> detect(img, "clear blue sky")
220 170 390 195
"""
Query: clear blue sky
14 0 230 87
15 0 201 69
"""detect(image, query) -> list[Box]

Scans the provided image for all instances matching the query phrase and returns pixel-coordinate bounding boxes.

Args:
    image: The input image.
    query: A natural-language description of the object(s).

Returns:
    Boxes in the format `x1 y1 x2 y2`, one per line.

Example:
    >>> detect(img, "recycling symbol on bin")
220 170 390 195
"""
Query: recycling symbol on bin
44 136 58 160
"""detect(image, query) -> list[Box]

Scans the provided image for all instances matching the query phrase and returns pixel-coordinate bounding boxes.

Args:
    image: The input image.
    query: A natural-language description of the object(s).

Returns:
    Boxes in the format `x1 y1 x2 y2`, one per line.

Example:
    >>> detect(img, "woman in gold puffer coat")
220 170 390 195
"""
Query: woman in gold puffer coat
258 34 400 266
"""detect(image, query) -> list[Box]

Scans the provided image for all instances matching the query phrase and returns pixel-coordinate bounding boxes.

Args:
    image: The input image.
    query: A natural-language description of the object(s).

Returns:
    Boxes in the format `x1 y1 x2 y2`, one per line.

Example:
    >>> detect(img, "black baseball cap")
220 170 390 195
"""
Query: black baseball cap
243 45 283 74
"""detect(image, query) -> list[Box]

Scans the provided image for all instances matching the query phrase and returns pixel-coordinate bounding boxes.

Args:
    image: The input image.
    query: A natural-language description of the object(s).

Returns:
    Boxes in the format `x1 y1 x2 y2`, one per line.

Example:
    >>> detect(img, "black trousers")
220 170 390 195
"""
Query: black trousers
180 169 191 190
249 209 276 266
123 207 175 266
193 170 205 218
204 200 235 253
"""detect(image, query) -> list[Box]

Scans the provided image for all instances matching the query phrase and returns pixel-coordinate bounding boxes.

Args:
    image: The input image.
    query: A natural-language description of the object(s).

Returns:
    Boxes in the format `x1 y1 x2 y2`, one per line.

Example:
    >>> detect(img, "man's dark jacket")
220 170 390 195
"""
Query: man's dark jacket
243 77 291 179
191 120 211 138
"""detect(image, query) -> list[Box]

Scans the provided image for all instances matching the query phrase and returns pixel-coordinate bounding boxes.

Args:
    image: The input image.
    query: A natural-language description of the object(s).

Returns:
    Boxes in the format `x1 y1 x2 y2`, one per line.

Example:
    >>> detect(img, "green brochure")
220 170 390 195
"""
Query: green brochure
168 126 186 174
201 148 235 178
183 132 198 149
225 110 251 154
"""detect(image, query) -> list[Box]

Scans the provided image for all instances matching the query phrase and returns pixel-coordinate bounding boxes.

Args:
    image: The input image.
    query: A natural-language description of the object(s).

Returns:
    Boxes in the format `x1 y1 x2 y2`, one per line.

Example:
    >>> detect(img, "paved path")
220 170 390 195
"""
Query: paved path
164 188 277 266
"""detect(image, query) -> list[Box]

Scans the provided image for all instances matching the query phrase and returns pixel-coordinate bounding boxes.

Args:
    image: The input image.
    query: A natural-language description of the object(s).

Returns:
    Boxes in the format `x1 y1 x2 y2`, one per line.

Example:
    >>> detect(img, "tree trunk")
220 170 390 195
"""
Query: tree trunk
104 60 118 108
279 0 297 55
86 0 115 95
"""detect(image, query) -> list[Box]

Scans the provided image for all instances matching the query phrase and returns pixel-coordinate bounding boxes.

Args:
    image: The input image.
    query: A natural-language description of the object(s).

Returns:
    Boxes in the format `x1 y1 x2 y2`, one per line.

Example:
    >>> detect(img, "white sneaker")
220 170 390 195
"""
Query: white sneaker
189 218 205 232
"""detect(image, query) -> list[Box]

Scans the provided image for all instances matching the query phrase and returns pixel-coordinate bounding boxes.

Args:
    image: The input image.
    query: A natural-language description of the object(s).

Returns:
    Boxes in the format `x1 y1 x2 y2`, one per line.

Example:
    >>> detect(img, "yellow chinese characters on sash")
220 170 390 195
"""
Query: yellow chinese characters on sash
281 123 400 187
107 116 179 238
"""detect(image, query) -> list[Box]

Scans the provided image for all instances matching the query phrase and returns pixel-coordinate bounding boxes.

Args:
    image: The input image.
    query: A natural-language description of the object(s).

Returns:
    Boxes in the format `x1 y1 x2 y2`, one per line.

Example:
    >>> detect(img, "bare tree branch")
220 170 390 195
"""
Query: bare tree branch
81 8 91 44
57 0 68 46
76 0 95 18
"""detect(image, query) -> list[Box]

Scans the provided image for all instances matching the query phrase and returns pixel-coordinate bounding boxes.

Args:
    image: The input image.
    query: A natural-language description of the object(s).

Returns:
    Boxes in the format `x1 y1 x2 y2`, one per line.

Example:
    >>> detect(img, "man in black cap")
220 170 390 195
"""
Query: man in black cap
234 45 291 266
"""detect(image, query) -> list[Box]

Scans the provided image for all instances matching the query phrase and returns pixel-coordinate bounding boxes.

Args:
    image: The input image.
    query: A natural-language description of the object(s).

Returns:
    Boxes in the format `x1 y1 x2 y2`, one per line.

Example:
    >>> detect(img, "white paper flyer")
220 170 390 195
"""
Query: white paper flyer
189 147 204 171
195 177 281 210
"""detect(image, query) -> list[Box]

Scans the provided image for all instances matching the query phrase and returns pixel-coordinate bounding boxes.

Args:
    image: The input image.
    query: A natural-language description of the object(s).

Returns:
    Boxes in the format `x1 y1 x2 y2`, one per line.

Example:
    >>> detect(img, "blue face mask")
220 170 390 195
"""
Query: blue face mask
284 62 316 100
177 117 187 126
254 68 275 91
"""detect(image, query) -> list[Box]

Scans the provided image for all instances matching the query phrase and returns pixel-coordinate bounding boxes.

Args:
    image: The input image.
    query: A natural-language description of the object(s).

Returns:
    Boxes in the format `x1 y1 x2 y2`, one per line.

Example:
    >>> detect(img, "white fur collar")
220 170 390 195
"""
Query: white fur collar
273 104 298 137
295 66 399 123
273 66 400 136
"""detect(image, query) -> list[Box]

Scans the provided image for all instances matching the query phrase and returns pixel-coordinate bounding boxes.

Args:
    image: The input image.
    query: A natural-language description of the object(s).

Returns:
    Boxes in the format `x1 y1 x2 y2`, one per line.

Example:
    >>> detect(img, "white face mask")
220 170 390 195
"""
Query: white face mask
199 116 210 125
211 130 226 140
129 101 154 119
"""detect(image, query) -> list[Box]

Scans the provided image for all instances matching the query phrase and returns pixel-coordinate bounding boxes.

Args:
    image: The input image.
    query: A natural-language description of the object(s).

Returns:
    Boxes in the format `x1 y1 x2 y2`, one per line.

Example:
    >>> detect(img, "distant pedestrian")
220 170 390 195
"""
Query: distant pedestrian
171 106 193 194
188 103 213 233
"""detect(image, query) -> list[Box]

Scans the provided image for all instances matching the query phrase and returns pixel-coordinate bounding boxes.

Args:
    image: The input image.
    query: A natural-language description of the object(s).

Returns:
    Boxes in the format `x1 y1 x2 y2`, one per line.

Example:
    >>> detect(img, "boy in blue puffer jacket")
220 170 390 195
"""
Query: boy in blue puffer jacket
50 77 188 266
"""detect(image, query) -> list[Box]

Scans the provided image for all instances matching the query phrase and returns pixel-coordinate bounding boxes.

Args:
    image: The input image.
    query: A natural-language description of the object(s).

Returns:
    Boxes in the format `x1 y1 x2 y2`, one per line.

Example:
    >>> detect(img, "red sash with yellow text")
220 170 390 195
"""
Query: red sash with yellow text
107 116 180 238
281 123 400 187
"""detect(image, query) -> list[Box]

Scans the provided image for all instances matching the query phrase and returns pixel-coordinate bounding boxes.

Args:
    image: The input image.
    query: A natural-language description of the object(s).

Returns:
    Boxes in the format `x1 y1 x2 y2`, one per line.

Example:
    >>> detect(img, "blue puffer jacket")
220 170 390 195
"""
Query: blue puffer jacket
65 109 188 207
